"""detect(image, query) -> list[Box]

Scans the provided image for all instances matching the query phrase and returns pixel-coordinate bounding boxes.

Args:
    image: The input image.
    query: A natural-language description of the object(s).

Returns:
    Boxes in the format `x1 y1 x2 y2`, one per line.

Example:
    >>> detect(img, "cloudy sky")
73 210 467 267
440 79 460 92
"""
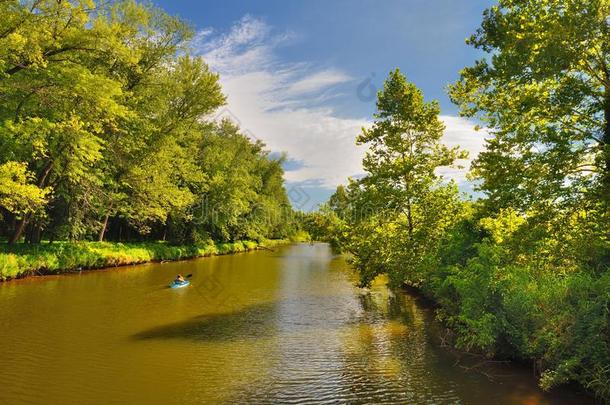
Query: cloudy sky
154 0 494 210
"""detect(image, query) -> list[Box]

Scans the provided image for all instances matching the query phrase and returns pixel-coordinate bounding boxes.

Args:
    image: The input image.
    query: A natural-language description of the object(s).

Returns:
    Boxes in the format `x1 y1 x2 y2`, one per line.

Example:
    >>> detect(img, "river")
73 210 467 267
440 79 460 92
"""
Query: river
0 243 593 404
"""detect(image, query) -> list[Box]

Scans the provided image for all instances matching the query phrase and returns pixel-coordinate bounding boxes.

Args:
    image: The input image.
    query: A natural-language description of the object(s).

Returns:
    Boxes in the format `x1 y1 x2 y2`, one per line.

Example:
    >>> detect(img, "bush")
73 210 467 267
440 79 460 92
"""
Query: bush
424 209 610 400
0 239 291 281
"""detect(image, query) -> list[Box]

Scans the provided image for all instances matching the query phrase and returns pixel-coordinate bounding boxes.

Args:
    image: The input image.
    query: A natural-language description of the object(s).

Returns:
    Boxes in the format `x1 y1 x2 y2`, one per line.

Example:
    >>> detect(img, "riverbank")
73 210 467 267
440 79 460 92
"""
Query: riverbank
0 239 292 281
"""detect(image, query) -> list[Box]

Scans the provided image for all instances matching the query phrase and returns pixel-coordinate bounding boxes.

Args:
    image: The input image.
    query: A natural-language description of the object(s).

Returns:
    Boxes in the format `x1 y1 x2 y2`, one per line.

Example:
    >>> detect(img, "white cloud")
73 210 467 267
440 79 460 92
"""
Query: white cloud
194 16 368 188
216 72 367 187
286 69 352 95
437 115 488 187
194 16 486 192
195 15 292 76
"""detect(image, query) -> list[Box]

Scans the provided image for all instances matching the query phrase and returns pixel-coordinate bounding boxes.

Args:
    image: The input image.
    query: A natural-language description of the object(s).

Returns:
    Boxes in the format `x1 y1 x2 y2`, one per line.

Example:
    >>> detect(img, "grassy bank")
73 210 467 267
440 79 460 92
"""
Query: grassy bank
0 239 292 281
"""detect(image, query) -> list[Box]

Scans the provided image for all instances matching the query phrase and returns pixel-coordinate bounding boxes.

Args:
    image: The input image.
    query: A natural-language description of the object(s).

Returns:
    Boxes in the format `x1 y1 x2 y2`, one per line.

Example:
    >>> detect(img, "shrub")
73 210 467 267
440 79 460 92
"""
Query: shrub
0 239 290 281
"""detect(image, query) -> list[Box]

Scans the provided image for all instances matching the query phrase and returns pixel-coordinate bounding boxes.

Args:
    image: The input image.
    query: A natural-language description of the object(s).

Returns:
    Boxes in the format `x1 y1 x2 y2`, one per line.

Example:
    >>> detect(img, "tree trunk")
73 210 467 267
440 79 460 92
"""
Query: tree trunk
401 144 414 239
406 201 414 238
9 215 29 244
165 215 172 242
404 176 414 238
603 88 610 199
36 160 54 188
31 223 42 244
25 222 33 244
98 213 110 242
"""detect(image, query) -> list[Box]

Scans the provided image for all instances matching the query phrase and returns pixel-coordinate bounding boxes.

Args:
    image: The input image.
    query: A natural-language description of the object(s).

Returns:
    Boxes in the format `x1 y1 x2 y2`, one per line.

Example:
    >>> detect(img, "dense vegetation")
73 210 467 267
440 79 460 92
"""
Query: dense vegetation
305 0 610 400
0 0 298 248
0 239 295 280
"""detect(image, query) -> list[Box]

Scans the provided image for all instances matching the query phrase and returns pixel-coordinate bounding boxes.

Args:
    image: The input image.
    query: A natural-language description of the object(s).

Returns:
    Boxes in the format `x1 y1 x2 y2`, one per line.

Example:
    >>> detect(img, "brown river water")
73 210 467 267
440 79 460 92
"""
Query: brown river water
0 243 594 404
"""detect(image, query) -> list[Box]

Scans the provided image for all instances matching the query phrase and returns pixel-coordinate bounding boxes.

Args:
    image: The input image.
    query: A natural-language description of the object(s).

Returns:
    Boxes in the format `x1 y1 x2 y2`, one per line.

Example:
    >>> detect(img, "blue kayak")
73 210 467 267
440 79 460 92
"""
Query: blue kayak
169 280 190 289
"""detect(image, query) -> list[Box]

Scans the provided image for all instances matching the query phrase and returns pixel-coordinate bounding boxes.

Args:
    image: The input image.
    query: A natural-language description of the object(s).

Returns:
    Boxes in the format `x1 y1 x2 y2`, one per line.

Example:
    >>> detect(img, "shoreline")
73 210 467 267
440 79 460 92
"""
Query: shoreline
396 282 597 402
0 239 292 282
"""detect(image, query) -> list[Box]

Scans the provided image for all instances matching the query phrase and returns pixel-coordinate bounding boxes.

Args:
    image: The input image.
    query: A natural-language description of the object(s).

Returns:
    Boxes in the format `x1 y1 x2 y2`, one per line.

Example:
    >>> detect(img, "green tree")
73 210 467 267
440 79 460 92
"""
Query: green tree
0 0 144 241
449 0 610 211
348 69 467 286
328 185 350 219
0 1 227 242
100 55 224 240
446 2 610 396
0 0 297 245
0 162 49 219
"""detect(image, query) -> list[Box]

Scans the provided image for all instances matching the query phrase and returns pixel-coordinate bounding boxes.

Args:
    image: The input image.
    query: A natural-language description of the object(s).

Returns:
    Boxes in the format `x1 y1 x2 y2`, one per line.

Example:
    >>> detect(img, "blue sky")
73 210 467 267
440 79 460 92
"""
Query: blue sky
153 0 495 210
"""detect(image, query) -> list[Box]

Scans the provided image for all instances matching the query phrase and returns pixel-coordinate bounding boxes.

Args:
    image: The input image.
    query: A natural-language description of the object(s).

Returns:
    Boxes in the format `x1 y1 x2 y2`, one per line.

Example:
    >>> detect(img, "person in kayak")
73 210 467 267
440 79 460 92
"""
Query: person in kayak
174 274 185 283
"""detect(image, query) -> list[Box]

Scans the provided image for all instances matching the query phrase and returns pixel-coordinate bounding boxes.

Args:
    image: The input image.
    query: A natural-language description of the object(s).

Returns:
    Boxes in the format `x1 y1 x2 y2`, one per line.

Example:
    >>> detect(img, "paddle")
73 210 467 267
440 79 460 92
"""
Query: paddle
185 274 192 278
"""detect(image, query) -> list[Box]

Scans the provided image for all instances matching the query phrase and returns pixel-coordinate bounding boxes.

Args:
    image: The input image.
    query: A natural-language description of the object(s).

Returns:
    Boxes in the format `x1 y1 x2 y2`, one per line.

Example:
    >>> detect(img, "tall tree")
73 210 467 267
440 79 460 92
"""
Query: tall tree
328 185 350 219
358 69 466 237
0 0 295 245
449 0 610 211
0 0 142 242
348 69 466 286
100 55 224 239
0 1 227 242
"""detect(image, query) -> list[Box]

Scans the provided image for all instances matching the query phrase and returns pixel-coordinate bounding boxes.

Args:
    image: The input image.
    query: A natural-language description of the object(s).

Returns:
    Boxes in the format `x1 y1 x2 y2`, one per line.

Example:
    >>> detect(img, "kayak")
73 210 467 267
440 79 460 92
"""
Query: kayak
169 280 190 289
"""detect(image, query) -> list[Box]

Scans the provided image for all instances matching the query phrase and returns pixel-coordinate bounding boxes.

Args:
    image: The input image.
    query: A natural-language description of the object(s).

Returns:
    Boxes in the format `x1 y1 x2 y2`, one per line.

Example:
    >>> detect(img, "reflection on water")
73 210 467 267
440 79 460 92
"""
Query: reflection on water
0 244 593 404
133 301 279 342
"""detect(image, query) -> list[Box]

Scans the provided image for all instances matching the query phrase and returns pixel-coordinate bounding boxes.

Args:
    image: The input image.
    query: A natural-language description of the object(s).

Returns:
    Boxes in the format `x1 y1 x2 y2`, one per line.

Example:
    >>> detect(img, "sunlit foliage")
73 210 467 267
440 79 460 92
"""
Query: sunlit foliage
0 0 297 244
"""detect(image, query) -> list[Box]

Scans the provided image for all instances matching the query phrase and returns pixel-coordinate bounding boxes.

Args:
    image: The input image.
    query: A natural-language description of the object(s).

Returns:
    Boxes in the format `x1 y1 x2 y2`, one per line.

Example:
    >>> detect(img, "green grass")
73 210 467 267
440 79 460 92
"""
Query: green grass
0 239 290 281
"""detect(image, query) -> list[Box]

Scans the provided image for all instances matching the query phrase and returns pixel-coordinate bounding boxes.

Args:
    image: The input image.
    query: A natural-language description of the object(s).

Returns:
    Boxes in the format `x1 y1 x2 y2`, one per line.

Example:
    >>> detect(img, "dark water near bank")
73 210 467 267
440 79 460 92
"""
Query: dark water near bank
0 244 593 404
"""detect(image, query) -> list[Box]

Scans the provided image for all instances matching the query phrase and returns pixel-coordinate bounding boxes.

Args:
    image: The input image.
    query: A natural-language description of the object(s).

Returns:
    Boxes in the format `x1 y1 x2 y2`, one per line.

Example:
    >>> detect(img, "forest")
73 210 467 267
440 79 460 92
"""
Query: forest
304 1 610 400
0 0 298 247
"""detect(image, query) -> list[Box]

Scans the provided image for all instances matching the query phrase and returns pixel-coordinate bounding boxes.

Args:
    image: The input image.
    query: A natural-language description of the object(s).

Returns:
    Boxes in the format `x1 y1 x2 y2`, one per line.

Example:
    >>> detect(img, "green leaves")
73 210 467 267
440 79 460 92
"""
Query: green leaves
450 0 610 211
0 162 49 217
337 70 467 287
445 2 610 398
185 120 292 243
0 0 293 244
357 69 465 215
